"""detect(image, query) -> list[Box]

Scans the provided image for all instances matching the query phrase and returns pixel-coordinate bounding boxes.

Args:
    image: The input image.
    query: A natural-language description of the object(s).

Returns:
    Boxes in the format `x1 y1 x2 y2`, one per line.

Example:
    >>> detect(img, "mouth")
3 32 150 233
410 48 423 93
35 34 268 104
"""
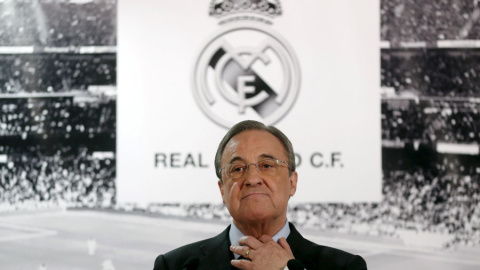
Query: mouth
241 192 267 199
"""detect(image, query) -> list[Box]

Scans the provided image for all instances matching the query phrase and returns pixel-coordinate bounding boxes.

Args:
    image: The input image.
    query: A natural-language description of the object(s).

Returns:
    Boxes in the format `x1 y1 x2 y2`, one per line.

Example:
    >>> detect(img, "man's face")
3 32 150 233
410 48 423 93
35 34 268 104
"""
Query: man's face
218 130 298 225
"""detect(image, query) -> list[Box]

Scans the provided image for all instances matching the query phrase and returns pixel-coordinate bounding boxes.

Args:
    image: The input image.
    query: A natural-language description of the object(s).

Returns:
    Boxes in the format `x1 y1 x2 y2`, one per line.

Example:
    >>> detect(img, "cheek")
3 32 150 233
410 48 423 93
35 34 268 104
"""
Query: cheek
273 178 292 196
225 182 240 202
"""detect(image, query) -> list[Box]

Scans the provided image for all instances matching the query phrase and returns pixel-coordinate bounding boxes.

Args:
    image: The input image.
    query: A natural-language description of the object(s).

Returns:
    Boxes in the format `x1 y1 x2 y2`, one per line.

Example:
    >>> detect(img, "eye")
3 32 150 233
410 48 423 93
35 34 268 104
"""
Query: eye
232 167 244 172
260 160 276 170
229 164 245 174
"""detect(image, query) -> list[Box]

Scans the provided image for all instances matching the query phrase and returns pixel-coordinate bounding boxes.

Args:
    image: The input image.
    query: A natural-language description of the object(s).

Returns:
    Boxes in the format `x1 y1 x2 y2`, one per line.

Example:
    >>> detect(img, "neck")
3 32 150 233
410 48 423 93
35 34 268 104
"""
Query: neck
233 216 287 238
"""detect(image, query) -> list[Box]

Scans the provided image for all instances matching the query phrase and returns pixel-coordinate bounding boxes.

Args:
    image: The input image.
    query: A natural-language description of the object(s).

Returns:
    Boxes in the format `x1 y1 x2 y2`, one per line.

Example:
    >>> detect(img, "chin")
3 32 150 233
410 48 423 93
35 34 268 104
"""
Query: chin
241 207 274 222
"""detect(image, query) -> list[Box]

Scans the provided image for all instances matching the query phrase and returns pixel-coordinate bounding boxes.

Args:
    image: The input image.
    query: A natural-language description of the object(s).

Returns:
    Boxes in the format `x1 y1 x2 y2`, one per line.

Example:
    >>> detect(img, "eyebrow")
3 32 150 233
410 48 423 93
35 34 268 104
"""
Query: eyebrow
228 156 245 164
228 154 277 164
259 154 276 160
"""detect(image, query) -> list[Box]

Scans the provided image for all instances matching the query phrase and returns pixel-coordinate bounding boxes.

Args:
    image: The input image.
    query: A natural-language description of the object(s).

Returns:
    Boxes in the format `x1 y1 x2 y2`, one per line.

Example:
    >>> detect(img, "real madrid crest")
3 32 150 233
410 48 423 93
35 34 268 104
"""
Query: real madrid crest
192 0 301 128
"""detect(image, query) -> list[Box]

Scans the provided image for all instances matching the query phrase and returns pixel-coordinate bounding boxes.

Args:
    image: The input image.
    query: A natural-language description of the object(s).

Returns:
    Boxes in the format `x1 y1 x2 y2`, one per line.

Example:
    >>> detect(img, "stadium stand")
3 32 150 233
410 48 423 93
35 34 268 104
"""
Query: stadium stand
0 54 116 93
0 0 117 211
376 0 480 247
381 99 480 143
0 96 116 210
0 143 116 209
382 50 480 97
0 97 116 138
381 0 480 43
0 0 116 46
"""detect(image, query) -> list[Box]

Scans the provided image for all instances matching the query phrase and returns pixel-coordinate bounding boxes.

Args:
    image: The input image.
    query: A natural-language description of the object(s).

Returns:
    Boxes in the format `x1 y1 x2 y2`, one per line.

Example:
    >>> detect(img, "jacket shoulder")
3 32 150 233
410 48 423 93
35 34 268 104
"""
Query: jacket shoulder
153 226 230 270
288 224 367 270
307 243 367 270
153 239 207 270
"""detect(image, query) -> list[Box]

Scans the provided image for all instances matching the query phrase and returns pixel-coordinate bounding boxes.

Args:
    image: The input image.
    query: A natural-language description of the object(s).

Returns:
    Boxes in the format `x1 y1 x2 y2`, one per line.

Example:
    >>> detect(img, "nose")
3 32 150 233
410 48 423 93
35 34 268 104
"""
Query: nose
243 163 263 186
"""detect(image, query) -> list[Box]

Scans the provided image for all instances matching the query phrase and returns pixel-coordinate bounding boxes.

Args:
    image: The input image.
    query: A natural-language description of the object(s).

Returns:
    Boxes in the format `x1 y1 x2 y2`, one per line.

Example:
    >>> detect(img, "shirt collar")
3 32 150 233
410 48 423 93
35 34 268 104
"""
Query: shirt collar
229 220 290 258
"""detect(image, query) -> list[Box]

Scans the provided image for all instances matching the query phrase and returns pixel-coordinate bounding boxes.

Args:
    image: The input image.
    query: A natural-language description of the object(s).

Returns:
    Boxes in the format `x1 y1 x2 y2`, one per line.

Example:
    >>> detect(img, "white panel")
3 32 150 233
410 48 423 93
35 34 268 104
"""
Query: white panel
118 0 381 204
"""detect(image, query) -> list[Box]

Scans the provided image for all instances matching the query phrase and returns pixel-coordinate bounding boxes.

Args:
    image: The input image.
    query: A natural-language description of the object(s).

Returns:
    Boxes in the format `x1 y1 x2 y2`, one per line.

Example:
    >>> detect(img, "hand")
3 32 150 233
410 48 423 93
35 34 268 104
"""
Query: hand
230 236 295 270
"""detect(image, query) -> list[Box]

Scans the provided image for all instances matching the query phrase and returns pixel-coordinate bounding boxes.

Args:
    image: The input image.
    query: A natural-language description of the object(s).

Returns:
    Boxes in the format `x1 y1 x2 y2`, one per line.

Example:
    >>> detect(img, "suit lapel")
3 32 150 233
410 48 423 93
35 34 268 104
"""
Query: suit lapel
287 223 318 269
195 223 317 269
197 225 234 270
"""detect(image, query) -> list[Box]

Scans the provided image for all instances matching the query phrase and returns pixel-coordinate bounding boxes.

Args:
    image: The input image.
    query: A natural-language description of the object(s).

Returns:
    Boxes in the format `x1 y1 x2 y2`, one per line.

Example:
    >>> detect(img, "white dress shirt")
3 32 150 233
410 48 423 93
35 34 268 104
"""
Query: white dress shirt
229 220 291 259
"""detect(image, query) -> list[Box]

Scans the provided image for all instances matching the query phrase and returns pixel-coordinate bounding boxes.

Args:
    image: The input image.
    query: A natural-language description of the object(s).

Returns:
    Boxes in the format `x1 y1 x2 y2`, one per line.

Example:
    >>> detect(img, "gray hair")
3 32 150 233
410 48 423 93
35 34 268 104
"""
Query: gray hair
215 120 296 182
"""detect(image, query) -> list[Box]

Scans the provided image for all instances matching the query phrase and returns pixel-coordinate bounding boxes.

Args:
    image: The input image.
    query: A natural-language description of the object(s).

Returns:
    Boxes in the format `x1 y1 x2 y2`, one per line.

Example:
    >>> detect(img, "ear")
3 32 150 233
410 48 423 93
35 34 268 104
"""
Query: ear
218 180 225 204
288 171 298 197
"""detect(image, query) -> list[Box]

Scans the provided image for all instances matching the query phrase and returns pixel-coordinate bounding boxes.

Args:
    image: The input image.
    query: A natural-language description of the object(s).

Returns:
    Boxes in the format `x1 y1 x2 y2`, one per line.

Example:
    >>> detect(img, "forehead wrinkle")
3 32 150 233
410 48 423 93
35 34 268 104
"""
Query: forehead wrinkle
222 137 240 165
222 130 286 165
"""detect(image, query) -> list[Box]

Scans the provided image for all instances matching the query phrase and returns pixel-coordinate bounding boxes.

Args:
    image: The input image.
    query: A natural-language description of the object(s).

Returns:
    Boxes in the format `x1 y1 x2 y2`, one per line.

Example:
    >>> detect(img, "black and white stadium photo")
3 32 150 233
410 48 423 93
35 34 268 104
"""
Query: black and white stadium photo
1 0 480 270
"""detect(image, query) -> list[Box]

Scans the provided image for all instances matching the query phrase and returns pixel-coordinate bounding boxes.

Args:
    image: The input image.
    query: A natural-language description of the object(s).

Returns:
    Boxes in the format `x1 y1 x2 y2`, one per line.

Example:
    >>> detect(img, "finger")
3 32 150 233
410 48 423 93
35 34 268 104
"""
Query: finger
230 245 252 258
238 236 262 249
278 237 293 255
231 258 252 270
258 235 275 244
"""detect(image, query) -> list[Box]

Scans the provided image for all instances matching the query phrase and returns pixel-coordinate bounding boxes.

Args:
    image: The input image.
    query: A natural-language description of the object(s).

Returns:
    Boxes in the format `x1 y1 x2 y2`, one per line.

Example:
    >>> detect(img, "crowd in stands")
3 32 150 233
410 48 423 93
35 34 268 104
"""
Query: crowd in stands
381 50 480 97
0 0 116 46
381 0 480 42
0 143 116 210
380 3 480 249
381 167 480 247
378 1 480 246
0 54 116 93
0 95 116 210
0 97 116 139
381 100 480 143
0 0 117 211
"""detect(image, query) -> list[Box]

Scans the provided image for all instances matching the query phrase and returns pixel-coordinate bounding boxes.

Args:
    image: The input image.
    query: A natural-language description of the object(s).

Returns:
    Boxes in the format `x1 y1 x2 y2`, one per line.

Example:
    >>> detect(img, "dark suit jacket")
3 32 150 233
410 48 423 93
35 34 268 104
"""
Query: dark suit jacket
153 223 367 270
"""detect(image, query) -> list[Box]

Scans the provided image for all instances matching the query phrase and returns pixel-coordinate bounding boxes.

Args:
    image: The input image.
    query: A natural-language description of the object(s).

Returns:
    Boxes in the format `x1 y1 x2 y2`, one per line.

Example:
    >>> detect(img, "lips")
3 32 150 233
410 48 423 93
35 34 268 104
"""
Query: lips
241 192 267 199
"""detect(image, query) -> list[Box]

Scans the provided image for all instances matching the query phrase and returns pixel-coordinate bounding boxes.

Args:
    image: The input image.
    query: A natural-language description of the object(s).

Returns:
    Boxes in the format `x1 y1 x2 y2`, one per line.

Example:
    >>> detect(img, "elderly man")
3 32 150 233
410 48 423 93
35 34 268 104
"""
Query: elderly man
153 120 367 270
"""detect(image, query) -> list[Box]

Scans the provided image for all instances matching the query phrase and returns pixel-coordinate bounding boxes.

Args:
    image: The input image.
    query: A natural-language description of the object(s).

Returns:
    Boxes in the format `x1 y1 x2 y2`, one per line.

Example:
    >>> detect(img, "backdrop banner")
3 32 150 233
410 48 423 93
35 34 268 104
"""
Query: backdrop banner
118 0 381 204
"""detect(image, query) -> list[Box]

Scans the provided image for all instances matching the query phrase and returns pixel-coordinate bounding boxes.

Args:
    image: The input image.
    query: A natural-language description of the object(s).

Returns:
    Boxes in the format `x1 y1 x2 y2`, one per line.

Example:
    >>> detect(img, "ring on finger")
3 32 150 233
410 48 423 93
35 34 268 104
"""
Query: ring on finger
245 248 250 258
